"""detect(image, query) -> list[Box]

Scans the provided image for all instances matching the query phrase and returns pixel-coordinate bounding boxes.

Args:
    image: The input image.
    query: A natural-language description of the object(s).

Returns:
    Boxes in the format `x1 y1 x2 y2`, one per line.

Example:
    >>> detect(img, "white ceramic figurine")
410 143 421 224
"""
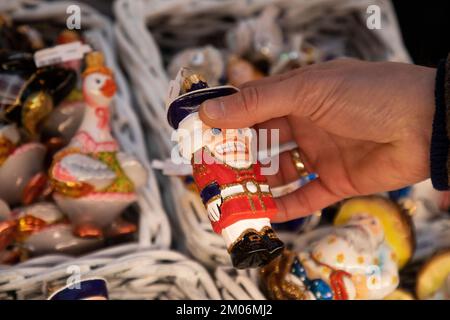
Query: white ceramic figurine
49 52 147 238
261 196 415 300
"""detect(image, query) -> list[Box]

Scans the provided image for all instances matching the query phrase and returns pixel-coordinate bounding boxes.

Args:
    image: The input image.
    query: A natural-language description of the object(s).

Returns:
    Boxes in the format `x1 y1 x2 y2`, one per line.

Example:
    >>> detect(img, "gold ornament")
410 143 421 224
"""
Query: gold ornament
22 91 53 138
182 73 206 93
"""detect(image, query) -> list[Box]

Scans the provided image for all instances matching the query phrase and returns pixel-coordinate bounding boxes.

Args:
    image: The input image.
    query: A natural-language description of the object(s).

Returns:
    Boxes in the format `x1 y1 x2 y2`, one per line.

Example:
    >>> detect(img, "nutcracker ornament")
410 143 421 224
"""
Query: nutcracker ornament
166 68 284 269
48 278 108 300
49 51 147 238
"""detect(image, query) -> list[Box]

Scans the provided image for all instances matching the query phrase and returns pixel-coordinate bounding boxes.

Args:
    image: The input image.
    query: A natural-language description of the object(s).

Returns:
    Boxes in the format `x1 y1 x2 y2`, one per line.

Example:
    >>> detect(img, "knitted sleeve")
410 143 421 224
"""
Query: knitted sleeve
430 54 450 190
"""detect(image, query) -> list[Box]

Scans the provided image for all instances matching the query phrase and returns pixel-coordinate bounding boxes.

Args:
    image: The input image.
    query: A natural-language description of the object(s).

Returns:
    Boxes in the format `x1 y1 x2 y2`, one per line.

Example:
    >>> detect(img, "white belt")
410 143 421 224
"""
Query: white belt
221 181 270 198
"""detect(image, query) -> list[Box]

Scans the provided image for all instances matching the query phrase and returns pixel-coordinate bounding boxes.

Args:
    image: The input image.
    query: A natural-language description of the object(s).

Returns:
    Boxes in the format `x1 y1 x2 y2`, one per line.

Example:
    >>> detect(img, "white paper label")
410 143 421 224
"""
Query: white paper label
34 41 92 68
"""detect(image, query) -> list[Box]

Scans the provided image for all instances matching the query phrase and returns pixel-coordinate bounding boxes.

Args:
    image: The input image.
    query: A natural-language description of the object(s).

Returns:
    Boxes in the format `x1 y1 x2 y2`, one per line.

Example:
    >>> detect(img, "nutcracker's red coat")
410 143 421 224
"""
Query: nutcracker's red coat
192 148 277 234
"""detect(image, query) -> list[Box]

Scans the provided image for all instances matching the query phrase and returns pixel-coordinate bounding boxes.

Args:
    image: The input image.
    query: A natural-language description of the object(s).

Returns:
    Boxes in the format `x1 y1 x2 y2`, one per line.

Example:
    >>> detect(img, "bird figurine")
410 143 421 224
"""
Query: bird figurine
49 51 147 238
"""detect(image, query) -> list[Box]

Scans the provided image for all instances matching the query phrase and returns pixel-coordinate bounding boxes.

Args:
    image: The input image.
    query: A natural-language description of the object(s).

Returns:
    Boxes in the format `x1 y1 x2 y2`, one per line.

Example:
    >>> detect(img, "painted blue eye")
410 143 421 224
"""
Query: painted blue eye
211 128 222 135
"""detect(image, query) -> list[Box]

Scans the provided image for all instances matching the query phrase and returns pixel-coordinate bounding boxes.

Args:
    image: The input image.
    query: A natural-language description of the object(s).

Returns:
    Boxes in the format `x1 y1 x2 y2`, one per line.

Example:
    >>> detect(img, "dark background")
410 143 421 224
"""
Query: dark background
393 1 449 67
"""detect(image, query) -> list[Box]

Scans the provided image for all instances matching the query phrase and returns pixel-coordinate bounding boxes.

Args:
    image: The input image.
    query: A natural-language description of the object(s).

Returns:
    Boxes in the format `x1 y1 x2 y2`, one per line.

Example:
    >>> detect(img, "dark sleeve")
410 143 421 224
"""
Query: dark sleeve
430 54 450 190
200 182 221 205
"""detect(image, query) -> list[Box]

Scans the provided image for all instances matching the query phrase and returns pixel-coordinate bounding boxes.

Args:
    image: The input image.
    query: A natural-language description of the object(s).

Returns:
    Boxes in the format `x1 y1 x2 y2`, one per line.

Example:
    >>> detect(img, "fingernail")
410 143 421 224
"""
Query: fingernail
202 99 225 120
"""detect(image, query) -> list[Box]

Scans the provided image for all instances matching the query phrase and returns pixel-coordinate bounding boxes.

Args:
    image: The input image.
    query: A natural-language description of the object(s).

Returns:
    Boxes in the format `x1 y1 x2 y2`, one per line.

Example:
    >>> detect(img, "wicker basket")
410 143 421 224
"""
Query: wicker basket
114 0 411 269
0 0 172 298
0 245 220 299
214 267 265 300
114 0 410 158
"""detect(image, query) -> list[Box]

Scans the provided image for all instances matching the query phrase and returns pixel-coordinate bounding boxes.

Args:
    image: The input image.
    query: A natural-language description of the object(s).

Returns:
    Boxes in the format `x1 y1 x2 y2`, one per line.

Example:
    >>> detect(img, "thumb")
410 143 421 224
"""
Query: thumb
198 74 311 128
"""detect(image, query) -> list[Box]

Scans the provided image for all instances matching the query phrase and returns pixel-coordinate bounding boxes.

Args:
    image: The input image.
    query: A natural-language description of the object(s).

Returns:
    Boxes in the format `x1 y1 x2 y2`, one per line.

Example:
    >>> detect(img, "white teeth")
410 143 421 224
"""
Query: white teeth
236 142 245 152
215 141 247 154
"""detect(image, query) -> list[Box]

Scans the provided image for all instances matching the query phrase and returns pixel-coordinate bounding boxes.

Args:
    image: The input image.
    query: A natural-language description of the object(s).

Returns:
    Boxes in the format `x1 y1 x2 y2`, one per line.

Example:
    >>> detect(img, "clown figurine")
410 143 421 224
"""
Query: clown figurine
166 68 284 269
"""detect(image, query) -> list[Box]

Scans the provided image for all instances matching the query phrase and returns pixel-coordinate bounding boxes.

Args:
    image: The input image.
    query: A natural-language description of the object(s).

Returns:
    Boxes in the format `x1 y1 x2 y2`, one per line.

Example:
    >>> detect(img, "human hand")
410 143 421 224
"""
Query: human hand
199 59 436 222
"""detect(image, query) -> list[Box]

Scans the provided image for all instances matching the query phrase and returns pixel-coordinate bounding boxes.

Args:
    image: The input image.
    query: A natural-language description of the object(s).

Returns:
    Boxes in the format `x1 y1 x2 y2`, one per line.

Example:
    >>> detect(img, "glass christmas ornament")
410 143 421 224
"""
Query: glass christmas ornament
49 52 147 238
166 68 284 269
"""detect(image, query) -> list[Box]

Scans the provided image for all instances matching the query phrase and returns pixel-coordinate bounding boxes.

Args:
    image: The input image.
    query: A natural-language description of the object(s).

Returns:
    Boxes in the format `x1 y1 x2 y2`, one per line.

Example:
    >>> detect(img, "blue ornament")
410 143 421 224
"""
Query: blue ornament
291 258 333 300
308 279 333 300
388 186 412 202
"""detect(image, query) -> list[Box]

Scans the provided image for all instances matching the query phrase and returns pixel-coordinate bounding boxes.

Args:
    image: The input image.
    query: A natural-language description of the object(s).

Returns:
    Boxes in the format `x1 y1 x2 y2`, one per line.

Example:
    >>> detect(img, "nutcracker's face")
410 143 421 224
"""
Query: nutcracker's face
177 113 254 168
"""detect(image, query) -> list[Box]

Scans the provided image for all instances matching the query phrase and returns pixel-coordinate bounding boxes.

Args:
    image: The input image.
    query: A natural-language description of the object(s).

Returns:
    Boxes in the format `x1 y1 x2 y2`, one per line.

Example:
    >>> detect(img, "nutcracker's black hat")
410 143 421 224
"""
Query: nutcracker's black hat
167 74 238 129
48 278 108 300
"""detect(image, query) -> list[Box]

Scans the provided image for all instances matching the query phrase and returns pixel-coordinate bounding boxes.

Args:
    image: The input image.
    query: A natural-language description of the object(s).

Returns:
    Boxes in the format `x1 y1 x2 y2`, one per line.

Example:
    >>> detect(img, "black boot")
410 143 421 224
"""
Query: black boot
229 231 270 269
261 227 285 263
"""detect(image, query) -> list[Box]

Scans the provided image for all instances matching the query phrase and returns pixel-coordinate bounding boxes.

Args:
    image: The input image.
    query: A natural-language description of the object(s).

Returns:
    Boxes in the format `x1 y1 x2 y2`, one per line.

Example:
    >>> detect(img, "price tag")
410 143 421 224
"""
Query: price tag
34 41 92 68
